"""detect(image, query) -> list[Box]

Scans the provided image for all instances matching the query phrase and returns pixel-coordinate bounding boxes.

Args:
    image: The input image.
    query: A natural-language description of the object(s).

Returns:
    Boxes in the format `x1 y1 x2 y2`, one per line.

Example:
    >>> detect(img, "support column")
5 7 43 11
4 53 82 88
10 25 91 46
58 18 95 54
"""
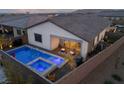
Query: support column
81 41 88 61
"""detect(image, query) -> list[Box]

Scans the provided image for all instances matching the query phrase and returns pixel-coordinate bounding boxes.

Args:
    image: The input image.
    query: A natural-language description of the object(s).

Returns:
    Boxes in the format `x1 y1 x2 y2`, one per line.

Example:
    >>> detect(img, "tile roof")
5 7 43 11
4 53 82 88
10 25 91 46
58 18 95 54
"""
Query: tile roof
50 13 110 42
0 10 111 42
98 10 124 17
0 14 49 28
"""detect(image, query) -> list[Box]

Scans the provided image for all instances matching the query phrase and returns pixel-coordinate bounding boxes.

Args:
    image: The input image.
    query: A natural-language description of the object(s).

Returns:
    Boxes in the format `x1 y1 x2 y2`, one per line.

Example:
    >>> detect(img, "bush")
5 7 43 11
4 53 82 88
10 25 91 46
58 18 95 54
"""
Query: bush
122 63 124 66
112 74 123 82
105 32 124 43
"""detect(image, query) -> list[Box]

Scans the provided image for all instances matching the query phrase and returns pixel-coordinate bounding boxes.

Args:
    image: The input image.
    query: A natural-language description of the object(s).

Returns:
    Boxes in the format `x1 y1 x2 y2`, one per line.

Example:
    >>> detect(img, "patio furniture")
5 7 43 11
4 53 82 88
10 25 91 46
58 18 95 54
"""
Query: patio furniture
58 48 66 55
69 50 75 55
75 56 83 66
60 48 65 52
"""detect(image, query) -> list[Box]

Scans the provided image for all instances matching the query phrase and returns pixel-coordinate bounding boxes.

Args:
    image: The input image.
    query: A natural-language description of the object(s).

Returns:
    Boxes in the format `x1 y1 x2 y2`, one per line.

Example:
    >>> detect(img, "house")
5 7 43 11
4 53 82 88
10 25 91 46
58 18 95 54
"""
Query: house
0 14 53 48
0 14 51 38
27 13 110 60
1 10 124 84
0 12 110 60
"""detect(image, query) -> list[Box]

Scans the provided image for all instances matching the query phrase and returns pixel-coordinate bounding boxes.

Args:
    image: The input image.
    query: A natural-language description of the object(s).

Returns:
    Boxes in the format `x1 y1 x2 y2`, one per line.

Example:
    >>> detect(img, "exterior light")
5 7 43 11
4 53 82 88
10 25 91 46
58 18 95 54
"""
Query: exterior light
9 45 12 48
70 51 75 55
5 29 8 33
0 46 3 50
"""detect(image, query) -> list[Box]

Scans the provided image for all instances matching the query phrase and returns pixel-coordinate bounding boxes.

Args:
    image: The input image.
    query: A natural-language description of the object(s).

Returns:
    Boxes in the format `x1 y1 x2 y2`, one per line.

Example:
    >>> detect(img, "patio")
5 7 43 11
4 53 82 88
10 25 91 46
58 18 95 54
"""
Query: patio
51 39 81 57
51 39 82 67
45 39 83 82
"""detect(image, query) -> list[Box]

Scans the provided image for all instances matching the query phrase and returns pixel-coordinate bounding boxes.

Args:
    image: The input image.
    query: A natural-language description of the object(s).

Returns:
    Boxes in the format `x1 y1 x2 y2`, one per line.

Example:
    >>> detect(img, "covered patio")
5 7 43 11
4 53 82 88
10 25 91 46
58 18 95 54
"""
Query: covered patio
50 35 83 75
46 37 83 82
51 35 81 57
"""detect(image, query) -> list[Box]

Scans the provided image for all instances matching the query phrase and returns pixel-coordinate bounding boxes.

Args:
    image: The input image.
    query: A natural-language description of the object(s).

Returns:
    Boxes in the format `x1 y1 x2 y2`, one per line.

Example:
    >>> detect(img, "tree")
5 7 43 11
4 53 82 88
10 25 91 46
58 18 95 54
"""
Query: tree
65 54 76 70
0 35 5 49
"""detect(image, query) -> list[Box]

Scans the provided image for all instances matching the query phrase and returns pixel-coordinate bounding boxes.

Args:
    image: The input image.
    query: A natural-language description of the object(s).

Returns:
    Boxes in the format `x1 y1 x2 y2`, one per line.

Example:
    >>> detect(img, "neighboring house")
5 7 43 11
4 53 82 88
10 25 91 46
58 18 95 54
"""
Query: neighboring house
0 14 27 37
0 14 51 38
98 10 124 25
0 12 110 60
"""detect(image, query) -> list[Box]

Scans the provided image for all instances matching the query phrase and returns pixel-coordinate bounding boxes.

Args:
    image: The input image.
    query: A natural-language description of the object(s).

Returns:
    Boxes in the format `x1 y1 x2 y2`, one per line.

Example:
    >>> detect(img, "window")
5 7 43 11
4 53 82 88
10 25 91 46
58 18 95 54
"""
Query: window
22 30 26 35
34 33 42 43
17 29 21 35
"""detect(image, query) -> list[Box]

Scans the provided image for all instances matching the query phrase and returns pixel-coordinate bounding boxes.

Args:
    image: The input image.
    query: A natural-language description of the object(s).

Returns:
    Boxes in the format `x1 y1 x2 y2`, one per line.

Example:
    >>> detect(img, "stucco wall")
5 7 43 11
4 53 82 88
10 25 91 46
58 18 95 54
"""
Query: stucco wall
94 36 98 46
13 27 25 37
81 41 88 60
27 22 89 59
13 27 18 37
94 29 107 47
51 36 60 50
87 28 108 53
98 29 106 41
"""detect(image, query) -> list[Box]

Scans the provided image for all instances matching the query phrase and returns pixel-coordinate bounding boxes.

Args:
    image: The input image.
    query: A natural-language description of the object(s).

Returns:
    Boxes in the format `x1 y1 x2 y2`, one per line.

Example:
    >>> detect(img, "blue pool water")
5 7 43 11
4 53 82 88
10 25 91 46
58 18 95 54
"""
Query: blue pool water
7 46 65 68
29 59 52 73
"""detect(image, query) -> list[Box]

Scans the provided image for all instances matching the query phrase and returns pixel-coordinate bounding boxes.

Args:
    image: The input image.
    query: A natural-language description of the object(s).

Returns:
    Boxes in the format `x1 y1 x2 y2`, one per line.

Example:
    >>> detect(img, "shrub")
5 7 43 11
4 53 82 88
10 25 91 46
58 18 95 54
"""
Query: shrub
112 74 123 82
122 63 124 66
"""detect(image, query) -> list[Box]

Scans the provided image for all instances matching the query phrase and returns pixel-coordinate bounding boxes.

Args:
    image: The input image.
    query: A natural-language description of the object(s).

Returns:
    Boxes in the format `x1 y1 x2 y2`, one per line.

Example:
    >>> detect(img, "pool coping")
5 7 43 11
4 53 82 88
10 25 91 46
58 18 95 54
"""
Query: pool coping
26 45 68 68
27 57 57 76
5 44 68 83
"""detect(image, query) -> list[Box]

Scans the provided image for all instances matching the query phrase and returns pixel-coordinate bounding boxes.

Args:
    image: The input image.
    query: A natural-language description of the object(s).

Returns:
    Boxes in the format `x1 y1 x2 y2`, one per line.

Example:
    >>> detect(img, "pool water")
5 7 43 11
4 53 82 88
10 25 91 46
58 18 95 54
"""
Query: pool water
7 46 65 68
29 60 52 73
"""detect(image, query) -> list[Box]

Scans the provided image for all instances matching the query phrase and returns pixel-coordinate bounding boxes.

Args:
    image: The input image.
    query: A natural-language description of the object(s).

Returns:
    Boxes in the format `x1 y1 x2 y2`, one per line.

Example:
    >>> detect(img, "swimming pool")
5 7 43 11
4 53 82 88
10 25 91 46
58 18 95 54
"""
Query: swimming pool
28 58 56 76
6 45 66 76
29 59 52 73
7 45 65 68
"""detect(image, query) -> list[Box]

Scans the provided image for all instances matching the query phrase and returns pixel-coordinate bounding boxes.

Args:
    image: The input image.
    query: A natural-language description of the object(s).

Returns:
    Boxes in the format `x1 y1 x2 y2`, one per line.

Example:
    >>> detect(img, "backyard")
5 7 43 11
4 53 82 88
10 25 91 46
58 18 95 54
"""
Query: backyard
0 26 124 83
